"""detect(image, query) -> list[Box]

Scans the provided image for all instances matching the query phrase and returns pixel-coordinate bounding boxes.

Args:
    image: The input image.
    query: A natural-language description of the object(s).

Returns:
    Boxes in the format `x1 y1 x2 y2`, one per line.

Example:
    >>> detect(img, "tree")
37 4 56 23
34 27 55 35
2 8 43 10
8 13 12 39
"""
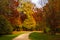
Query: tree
32 8 44 31
17 0 36 29
0 15 13 35
23 17 36 30
0 0 22 30
0 0 12 15
43 0 60 34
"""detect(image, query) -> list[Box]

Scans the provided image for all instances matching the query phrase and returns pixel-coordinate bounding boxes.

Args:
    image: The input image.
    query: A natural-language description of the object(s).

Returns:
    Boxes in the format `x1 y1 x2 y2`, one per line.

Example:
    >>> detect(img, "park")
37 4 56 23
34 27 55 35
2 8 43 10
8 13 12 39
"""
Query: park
0 0 60 40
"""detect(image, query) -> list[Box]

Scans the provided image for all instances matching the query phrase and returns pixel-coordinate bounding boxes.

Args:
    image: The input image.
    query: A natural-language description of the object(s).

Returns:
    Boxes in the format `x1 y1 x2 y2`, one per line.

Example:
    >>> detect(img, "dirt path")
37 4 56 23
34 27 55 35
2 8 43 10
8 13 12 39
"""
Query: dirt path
13 31 43 40
13 32 32 40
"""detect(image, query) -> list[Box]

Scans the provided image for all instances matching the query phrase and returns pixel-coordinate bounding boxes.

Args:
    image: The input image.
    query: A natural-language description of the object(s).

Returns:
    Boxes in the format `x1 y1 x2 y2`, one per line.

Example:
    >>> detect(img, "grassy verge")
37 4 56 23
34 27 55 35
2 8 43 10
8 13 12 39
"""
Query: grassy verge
0 35 18 40
0 31 27 40
29 32 60 40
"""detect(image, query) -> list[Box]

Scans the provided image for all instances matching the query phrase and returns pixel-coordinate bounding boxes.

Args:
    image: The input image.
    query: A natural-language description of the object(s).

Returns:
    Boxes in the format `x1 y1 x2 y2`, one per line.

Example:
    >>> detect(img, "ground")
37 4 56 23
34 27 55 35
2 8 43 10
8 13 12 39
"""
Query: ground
13 31 60 40
13 31 43 40
13 32 31 40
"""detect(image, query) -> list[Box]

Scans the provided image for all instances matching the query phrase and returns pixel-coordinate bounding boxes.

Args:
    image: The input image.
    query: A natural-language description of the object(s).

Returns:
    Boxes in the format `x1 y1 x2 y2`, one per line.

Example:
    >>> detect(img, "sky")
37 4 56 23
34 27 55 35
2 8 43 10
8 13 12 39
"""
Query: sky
31 0 48 8
18 0 48 8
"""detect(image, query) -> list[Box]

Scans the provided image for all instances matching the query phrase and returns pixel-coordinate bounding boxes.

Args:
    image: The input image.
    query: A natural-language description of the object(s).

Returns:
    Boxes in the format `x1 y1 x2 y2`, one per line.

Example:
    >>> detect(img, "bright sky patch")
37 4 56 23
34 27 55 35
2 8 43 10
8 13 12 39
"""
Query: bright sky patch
31 0 48 8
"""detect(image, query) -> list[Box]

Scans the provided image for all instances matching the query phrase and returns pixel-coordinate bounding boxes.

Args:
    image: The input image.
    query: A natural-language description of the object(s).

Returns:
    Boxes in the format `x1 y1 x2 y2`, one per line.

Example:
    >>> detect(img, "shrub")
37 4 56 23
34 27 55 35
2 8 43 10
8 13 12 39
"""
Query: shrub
13 25 20 31
56 28 60 33
0 15 13 35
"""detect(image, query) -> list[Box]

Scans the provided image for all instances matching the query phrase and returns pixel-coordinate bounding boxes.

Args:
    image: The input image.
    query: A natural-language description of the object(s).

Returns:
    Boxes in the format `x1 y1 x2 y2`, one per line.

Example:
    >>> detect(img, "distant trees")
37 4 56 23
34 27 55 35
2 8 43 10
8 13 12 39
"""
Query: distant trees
0 0 60 32
43 0 60 34
32 8 44 31
23 17 36 30
0 0 12 15
17 0 36 30
0 0 21 31
20 11 27 23
0 15 13 35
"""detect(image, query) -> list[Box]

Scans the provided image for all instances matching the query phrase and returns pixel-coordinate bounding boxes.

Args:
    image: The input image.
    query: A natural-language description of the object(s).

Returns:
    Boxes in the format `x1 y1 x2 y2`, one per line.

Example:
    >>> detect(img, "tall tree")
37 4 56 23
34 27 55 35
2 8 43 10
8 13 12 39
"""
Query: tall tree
0 15 13 35
43 0 60 34
0 0 12 15
17 0 36 29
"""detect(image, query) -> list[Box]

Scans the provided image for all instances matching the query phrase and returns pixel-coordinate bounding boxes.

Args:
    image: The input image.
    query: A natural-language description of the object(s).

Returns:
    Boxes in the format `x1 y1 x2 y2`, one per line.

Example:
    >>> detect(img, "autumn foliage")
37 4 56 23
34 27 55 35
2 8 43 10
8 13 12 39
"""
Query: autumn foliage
0 0 60 32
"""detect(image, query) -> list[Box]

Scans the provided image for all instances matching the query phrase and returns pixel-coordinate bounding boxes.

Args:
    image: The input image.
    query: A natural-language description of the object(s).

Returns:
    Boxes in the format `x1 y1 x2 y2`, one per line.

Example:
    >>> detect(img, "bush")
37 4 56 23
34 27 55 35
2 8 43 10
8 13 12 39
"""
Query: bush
0 15 13 35
13 25 20 31
56 28 60 33
44 27 50 33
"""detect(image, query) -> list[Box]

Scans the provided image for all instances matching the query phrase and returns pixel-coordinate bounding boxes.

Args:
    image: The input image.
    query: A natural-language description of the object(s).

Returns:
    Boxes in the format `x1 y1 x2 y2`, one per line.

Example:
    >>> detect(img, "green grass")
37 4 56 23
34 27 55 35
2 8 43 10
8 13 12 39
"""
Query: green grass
0 35 18 40
29 32 60 40
0 31 26 40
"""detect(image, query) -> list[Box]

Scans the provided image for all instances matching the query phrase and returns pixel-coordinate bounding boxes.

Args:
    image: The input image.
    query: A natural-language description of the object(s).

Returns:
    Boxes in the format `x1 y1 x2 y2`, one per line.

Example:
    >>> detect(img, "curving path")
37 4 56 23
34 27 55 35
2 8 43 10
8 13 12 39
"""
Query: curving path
13 32 32 40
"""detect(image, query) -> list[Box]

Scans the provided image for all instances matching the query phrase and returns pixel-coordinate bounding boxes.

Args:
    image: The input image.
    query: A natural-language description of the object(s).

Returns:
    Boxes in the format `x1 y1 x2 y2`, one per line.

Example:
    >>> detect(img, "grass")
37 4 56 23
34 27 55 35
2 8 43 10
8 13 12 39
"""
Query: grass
0 35 18 40
29 32 60 40
0 31 27 40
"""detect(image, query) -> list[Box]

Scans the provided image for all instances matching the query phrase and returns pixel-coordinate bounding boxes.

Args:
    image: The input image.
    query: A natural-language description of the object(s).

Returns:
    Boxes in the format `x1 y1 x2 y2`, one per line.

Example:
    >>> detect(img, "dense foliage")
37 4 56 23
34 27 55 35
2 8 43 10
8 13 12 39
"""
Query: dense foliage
0 0 60 34
0 15 13 35
43 0 60 34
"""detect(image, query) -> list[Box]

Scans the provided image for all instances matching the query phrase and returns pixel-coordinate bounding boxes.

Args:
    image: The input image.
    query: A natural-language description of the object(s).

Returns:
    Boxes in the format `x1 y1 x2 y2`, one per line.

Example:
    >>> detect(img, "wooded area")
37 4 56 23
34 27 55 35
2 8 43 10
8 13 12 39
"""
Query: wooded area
0 0 60 35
